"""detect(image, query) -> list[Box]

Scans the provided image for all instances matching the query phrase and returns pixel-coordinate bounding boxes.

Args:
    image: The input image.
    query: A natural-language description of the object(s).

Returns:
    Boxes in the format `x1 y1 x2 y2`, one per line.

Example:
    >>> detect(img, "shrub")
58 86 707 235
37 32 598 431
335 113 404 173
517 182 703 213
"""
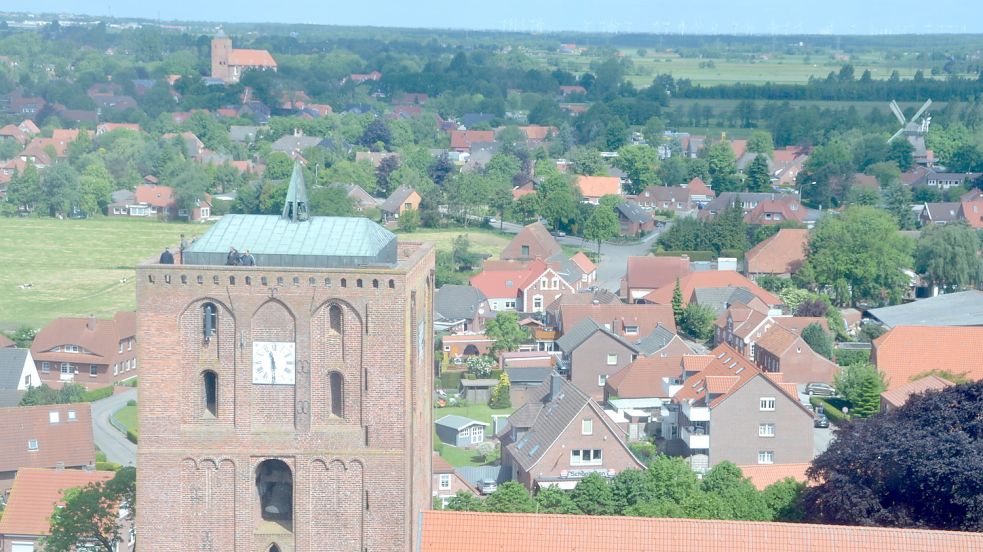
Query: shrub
126 399 137 407
125 430 138 444
95 461 122 472
95 451 107 462
82 386 114 402
834 348 870 367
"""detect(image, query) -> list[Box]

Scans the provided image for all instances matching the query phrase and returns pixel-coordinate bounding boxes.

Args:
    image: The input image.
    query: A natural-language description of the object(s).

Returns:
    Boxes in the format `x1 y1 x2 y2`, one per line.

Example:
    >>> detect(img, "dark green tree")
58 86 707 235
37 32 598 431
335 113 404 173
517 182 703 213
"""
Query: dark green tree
42 467 135 552
445 490 484 512
914 223 983 293
583 204 620 256
534 486 581 514
801 323 833 359
834 362 887 417
485 311 529 356
681 303 716 341
745 154 772 192
569 473 616 515
483 481 536 513
671 278 684 326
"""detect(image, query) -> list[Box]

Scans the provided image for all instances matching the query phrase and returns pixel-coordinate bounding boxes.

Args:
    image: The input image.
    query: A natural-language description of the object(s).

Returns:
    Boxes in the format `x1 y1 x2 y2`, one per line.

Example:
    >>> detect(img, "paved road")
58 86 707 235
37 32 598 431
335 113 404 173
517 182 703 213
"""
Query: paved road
493 220 667 292
813 426 835 458
91 388 137 467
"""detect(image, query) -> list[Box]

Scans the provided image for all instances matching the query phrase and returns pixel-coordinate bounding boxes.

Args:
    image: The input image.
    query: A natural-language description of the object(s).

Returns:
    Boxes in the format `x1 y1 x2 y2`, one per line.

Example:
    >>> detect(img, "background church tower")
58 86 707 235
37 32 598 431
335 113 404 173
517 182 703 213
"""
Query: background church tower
211 31 233 82
135 165 435 552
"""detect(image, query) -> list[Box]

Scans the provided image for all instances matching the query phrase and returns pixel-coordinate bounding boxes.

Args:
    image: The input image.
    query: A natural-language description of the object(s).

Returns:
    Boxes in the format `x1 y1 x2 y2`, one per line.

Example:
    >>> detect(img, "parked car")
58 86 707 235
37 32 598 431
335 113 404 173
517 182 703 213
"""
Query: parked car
806 382 836 397
814 414 830 429
478 478 498 495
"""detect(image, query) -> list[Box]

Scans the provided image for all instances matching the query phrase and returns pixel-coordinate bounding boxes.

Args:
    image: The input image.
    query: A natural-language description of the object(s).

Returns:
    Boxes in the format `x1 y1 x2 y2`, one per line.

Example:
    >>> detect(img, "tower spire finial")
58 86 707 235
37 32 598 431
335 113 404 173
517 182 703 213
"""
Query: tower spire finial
282 162 309 222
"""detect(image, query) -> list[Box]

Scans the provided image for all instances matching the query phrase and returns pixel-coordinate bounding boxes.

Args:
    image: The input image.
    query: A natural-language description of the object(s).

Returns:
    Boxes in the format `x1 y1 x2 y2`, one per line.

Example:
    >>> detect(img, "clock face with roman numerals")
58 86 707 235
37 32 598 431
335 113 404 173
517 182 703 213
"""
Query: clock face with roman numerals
252 341 295 385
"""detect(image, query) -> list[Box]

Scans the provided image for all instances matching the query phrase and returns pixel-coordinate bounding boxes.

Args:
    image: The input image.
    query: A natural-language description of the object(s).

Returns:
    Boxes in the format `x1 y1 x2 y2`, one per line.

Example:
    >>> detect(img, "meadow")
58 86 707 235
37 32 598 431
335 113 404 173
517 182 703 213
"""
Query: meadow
0 217 194 329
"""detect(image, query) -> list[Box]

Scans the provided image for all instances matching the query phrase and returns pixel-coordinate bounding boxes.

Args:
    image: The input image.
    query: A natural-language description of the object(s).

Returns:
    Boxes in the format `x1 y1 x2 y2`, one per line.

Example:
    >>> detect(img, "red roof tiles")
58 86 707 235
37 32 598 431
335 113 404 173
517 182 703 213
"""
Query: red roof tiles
737 463 811 490
0 403 94 473
624 256 692 292
872 326 983 390
419 510 983 552
575 175 621 199
0 468 115 537
745 229 809 275
645 271 780 306
229 48 277 68
879 375 954 408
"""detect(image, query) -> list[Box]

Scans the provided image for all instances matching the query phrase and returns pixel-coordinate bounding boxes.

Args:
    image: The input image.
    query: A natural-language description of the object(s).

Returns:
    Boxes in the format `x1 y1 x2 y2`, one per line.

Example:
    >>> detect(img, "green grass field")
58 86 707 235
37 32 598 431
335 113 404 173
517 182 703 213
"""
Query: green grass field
0 217 197 329
113 404 138 434
395 227 513 258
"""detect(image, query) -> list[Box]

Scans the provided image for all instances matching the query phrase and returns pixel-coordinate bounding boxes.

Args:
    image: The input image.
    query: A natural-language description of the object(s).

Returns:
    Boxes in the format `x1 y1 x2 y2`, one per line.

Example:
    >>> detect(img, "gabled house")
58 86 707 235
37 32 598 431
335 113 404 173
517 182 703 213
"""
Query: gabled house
667 345 814 472
615 203 655 237
0 468 118 551
500 221 563 261
544 290 621 327
744 228 809 280
700 192 810 226
380 187 421 221
620 255 692 303
574 175 621 205
30 312 137 389
469 268 528 312
499 374 645 490
96 123 140 135
108 184 211 221
432 453 477 507
516 259 577 313
753 324 839 385
0 404 95 493
435 285 490 332
632 186 694 213
449 130 496 152
681 177 714 204
715 306 828 361
0 348 40 398
872 326 983 390
327 183 380 212
605 355 690 402
880 375 953 413
643 271 781 310
918 202 961 225
558 302 677 338
555 319 640 401
690 286 770 316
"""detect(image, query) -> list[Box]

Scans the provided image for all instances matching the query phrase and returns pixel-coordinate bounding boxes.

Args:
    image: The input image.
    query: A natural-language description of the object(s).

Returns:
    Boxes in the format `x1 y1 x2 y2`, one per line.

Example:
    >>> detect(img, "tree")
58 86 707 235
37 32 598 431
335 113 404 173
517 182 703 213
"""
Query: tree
358 118 393 150
43 467 135 552
5 326 36 348
489 371 511 409
834 362 887 417
309 186 356 217
882 181 914 230
704 142 737 189
610 468 657 513
681 303 716 341
700 462 772 521
613 145 659 194
465 355 496 378
583 204 620 256
745 154 772 192
19 383 85 406
569 473 616 515
398 209 420 232
445 490 484 512
570 148 605 176
801 323 833 359
483 481 536 513
485 311 529 356
535 485 581 514
801 382 983 531
375 155 400 198
763 478 806 522
747 130 774 156
915 223 982 293
671 279 684 326
799 207 914 306
643 116 665 144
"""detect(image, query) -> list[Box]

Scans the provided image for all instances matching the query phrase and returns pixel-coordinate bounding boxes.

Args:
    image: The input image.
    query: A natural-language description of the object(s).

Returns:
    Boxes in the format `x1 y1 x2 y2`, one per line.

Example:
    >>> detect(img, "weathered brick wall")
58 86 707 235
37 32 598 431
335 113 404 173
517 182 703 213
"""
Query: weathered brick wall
136 243 434 552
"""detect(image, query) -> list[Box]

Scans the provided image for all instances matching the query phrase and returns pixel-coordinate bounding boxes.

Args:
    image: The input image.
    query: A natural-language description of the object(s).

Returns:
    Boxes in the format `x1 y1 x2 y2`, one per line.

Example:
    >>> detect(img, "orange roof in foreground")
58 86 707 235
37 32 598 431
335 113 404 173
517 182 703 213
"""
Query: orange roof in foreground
420 510 983 552
745 228 809 275
872 326 983 390
0 468 115 536
569 251 596 274
879 375 954 408
645 271 781 306
737 463 811 490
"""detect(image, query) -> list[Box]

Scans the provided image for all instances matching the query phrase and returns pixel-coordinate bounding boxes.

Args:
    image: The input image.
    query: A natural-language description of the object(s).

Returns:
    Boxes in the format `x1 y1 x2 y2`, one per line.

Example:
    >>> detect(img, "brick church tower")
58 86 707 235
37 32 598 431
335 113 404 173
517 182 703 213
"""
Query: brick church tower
211 32 233 82
135 164 434 552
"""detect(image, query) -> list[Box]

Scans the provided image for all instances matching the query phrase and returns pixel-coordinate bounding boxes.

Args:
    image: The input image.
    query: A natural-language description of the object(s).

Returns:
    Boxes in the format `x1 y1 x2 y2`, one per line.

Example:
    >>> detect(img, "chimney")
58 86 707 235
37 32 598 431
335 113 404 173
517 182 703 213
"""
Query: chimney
86 314 96 331
549 372 563 402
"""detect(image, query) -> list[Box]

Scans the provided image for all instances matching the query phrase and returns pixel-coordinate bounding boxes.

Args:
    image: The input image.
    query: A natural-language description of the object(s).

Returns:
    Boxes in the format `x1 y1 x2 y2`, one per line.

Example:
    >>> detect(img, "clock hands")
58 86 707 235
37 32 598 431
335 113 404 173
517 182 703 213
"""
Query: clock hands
269 350 277 385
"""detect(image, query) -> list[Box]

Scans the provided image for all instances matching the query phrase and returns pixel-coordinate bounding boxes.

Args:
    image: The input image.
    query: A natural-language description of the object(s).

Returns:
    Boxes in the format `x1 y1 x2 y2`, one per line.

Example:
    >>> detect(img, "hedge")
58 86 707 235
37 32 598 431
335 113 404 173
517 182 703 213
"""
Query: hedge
651 249 746 262
95 461 122 471
126 430 138 444
810 396 851 425
82 386 114 402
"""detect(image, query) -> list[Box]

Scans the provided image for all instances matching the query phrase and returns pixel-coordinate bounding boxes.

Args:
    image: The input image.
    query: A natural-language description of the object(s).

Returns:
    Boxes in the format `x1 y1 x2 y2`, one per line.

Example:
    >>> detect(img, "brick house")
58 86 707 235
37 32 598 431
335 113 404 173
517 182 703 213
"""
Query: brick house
379 186 421 221
643 271 781 309
632 186 694 213
136 166 435 551
499 374 645 490
872 326 983 390
620 256 692 302
30 312 137 389
0 403 95 495
434 285 490 332
615 202 655 237
879 375 953 414
744 228 809 280
666 345 814 472
0 469 119 552
107 184 212 221
432 454 477 508
555 319 640 401
574 175 622 205
753 324 839 385
557 302 677 338
715 306 828 360
500 221 563 261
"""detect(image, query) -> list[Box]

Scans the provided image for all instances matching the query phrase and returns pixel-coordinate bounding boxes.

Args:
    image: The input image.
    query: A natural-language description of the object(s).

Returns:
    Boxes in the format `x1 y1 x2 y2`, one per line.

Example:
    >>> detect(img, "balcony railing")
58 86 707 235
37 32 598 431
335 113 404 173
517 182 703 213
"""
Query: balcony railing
680 401 710 422
534 329 559 341
680 425 710 450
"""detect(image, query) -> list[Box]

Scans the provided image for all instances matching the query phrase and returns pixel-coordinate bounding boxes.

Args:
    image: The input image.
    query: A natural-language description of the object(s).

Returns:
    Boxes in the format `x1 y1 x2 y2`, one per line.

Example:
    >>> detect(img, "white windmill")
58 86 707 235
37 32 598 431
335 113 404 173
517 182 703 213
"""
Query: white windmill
888 99 933 164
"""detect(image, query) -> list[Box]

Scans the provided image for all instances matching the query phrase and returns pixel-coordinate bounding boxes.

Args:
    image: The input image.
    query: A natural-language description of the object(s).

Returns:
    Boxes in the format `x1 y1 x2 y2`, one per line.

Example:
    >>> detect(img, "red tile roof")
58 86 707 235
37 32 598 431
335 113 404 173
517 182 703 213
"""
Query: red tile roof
879 375 954 408
745 229 809 275
959 199 983 229
449 130 496 150
519 125 556 141
0 334 14 347
560 303 677 336
419 510 983 552
744 196 807 225
737 463 811 490
684 177 714 197
645 271 780 306
0 403 94 472
0 468 115 537
31 312 136 366
229 48 277 68
569 251 596 275
624 256 692 291
606 355 692 398
575 175 621 199
134 184 176 208
674 344 801 408
470 269 530 300
501 221 563 260
872 326 983 390
729 139 747 159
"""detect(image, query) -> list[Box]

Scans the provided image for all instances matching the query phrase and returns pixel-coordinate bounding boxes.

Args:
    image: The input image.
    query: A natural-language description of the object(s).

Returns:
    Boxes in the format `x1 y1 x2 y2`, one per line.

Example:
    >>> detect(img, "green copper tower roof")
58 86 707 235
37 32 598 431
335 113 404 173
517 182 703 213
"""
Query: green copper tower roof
183 215 398 268
282 162 309 222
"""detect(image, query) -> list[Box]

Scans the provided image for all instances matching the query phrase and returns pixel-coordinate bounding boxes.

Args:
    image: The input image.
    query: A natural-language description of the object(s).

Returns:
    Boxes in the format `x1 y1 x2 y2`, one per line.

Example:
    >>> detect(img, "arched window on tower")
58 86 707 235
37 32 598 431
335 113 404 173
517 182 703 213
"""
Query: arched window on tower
256 460 293 526
202 371 217 417
202 303 218 343
330 372 344 419
268 546 282 552
329 305 342 334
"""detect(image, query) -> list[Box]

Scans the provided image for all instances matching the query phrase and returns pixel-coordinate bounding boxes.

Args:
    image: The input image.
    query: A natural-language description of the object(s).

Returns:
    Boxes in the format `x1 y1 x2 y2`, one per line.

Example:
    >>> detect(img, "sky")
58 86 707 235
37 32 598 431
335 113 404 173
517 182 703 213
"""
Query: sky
14 0 983 34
